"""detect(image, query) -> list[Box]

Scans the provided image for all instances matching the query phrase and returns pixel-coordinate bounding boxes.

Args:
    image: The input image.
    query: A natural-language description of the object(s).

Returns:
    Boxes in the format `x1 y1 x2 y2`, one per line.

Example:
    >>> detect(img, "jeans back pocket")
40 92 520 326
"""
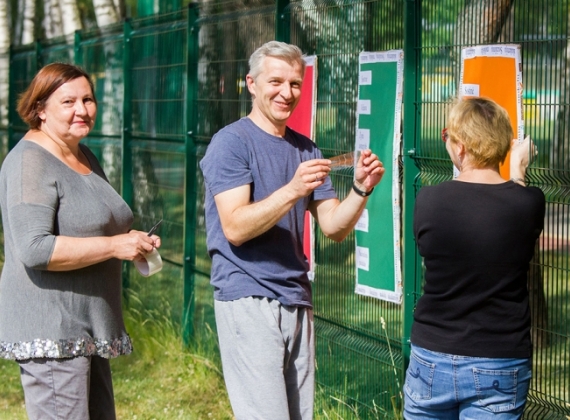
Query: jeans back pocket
473 368 517 413
404 351 435 401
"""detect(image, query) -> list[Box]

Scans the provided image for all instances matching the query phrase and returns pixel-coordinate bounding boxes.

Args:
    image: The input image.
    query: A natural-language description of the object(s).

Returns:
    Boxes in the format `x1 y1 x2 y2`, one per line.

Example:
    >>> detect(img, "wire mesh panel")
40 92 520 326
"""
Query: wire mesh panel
130 13 188 140
284 0 405 417
78 26 125 192
2 1 569 417
194 2 275 142
125 11 189 321
192 1 276 333
519 2 570 415
417 0 570 417
41 36 75 65
8 46 37 143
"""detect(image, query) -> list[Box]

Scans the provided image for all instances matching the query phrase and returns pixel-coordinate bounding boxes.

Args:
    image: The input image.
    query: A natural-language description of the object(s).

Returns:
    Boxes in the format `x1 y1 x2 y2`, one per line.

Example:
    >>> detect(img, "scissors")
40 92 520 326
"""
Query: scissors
147 219 163 236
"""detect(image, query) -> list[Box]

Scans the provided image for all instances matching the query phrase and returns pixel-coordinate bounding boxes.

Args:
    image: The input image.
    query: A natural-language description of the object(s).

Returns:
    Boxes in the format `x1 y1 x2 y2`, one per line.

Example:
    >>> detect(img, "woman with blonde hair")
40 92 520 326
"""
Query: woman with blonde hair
404 97 545 419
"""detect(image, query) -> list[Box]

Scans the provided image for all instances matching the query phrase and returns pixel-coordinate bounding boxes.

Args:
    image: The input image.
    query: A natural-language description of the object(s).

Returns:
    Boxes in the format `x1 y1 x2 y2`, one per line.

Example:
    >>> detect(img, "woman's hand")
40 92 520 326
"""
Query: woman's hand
510 136 537 185
111 230 161 262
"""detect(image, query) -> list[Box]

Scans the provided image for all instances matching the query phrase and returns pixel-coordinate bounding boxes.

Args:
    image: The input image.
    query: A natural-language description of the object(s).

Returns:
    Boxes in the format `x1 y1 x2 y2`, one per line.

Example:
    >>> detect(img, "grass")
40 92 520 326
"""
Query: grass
111 292 234 419
0 289 391 420
0 291 234 420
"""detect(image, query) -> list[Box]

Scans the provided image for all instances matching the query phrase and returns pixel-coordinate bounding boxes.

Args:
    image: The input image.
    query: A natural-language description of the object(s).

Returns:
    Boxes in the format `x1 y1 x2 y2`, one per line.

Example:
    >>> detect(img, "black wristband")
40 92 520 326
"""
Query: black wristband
352 182 374 197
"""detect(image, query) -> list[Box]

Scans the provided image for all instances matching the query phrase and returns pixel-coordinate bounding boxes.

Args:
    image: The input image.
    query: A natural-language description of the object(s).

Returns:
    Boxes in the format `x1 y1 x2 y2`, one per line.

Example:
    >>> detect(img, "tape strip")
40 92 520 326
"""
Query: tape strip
134 248 163 277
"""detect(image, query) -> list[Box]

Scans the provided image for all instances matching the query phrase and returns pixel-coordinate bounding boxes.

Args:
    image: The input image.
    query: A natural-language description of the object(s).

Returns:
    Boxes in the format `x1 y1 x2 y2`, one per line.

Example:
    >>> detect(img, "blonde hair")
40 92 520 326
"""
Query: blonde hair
447 97 513 167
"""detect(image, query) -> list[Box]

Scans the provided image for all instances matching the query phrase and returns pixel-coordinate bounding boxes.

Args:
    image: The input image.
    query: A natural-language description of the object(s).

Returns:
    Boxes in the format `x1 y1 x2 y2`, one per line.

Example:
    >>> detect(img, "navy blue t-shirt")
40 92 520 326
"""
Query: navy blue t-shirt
199 117 337 308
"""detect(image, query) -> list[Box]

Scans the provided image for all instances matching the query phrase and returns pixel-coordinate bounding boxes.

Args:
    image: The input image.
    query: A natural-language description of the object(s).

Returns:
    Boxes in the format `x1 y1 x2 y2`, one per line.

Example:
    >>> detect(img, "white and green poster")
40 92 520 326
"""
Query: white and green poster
354 51 403 304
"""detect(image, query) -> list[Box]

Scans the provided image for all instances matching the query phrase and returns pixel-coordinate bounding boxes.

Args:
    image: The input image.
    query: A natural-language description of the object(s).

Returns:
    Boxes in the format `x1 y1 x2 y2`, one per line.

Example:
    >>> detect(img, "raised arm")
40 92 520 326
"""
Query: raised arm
510 135 538 186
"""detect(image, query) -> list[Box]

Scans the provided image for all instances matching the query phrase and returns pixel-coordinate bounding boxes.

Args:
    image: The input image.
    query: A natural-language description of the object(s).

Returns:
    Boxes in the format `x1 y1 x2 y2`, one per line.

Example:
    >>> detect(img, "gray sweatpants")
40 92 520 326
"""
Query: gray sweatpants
19 356 116 420
215 296 315 420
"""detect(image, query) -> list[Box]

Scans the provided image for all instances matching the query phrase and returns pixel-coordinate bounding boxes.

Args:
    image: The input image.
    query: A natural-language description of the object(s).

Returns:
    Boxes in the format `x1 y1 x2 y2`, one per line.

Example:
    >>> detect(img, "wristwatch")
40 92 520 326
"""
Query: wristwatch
352 182 374 197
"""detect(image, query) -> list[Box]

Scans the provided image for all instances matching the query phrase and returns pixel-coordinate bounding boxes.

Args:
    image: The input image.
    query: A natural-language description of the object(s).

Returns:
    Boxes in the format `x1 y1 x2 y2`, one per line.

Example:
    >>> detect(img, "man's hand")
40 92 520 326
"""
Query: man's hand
287 158 332 198
354 149 385 192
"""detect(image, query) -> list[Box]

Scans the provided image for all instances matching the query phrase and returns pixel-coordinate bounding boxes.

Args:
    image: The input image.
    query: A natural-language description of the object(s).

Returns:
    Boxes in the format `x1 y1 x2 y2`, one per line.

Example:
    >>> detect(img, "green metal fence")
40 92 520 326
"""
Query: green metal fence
1 1 569 418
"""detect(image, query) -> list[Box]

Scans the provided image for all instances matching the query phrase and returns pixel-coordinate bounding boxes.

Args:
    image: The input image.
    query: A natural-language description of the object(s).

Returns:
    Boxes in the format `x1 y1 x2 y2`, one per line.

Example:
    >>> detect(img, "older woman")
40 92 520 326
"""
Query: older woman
404 97 545 419
0 63 160 419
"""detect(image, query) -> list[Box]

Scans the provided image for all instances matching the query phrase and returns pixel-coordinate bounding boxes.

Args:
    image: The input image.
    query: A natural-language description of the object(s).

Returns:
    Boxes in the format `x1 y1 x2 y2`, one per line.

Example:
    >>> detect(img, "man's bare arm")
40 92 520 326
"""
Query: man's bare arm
214 158 331 246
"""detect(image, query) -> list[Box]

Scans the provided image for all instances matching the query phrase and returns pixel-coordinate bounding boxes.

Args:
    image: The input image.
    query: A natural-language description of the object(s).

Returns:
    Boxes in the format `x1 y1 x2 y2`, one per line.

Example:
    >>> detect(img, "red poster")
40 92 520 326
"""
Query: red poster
288 56 317 280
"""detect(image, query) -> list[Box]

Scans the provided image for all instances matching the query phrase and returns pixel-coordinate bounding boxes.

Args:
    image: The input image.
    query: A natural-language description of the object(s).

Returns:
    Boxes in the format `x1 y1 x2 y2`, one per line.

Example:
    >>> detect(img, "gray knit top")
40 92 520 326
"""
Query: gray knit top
0 140 133 360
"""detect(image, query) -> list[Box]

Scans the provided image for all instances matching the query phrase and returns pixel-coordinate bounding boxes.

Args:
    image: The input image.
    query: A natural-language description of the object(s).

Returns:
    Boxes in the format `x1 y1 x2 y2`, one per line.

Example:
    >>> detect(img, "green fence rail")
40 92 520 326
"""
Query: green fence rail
1 1 568 418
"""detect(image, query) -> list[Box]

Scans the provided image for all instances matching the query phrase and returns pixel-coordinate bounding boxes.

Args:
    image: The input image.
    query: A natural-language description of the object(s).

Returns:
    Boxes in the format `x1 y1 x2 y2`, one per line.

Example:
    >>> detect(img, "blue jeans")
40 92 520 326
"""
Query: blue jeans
403 345 531 419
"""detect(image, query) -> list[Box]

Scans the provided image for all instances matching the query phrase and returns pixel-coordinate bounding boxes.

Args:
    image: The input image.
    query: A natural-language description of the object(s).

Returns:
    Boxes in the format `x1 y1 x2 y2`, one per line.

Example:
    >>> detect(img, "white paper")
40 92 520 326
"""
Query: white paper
355 209 369 232
462 83 480 97
359 70 372 85
356 129 370 150
356 246 370 271
358 99 371 115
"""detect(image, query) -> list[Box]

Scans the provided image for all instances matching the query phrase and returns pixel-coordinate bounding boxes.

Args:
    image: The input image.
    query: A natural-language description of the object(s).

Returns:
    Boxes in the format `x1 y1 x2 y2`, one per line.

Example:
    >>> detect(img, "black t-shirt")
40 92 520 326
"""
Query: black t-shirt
411 180 545 358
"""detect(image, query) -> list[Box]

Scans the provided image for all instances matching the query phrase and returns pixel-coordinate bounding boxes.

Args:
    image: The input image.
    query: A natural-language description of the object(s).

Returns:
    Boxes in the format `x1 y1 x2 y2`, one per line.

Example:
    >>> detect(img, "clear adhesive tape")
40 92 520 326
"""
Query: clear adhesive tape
134 248 163 277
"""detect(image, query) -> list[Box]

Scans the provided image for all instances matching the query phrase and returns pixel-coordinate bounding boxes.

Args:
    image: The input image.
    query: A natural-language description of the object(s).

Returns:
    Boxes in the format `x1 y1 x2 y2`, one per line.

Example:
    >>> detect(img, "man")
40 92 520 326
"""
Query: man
200 40 384 420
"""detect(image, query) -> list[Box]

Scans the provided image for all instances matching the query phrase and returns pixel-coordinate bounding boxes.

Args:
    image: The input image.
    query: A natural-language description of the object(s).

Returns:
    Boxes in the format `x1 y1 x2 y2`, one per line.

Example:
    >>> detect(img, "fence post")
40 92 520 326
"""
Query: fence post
121 19 134 210
183 2 200 345
121 19 134 292
35 40 42 71
401 0 422 369
7 45 15 151
275 0 291 43
74 30 82 66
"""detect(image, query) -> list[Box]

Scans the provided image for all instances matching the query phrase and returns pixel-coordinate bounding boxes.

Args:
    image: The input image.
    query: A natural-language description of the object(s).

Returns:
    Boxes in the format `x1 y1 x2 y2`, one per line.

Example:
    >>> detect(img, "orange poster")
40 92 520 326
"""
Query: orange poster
460 44 523 179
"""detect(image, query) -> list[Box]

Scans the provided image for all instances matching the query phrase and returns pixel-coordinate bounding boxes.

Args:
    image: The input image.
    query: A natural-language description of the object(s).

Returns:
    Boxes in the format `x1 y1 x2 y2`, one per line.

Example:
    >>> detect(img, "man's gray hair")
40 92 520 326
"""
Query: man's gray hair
248 41 306 80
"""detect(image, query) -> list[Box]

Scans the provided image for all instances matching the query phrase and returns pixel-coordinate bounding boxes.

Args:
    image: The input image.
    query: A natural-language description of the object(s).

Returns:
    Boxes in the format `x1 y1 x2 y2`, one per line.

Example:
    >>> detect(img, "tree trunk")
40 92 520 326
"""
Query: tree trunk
113 0 127 20
92 0 122 188
451 0 514 84
60 0 83 36
21 0 35 45
14 0 23 46
93 0 120 28
454 0 514 46
44 0 64 39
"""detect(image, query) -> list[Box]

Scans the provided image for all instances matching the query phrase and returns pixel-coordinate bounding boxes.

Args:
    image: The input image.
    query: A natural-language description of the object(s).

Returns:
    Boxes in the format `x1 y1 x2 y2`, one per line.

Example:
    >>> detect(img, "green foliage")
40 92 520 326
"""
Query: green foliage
421 0 461 57
112 291 234 419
